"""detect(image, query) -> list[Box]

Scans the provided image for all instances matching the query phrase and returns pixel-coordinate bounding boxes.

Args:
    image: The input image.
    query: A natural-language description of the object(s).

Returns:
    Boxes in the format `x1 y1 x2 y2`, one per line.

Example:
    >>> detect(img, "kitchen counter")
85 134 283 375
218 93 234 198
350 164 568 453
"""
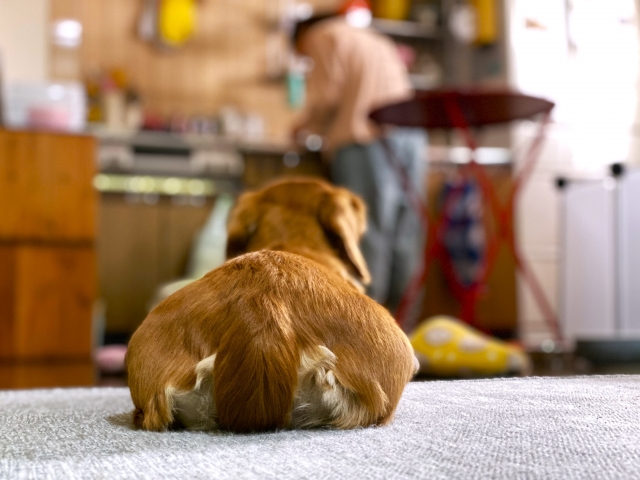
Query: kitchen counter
93 129 511 177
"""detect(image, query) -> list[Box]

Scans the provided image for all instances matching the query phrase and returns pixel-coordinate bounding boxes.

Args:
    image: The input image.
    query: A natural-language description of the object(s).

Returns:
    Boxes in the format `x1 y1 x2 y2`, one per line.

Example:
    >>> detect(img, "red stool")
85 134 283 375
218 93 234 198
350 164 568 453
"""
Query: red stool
370 88 562 342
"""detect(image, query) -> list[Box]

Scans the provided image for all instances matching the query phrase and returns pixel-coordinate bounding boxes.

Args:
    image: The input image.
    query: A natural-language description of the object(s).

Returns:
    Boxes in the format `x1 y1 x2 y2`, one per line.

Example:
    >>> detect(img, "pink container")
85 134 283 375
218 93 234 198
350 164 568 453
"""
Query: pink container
27 106 72 131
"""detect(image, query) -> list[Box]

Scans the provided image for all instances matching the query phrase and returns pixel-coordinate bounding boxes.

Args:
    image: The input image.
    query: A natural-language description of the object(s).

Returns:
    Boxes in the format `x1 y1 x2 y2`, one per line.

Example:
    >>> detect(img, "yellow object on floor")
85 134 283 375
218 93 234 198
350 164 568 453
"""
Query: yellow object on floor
410 316 531 377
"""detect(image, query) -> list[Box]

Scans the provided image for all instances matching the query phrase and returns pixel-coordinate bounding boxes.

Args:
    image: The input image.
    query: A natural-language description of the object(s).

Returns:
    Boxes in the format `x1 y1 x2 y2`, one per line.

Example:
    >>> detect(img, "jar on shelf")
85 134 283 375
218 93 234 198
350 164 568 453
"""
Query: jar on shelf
372 0 411 21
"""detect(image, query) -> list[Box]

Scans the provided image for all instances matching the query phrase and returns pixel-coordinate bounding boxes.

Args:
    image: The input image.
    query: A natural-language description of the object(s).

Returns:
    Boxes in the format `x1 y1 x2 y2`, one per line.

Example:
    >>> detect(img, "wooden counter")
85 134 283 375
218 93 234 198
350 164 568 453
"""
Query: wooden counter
0 129 97 361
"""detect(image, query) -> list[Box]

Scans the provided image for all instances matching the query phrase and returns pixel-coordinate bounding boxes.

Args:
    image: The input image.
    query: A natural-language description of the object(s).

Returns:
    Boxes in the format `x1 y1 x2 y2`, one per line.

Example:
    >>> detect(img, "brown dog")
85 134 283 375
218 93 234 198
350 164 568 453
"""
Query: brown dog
127 178 417 433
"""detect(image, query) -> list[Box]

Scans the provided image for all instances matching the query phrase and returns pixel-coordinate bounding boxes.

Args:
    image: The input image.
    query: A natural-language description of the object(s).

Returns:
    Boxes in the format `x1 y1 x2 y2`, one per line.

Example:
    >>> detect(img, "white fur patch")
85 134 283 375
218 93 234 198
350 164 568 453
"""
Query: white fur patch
168 354 218 431
414 354 425 374
290 345 378 429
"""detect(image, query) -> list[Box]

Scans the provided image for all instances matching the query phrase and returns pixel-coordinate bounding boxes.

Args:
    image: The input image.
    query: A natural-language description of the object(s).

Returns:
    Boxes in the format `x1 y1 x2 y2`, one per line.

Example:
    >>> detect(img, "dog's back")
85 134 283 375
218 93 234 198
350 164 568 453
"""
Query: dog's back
127 178 416 432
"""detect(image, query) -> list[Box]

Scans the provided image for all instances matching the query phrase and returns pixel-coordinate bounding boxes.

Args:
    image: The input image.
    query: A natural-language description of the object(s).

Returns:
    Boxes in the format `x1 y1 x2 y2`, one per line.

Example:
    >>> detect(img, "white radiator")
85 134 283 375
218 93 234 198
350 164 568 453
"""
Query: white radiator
561 168 640 341
620 169 640 336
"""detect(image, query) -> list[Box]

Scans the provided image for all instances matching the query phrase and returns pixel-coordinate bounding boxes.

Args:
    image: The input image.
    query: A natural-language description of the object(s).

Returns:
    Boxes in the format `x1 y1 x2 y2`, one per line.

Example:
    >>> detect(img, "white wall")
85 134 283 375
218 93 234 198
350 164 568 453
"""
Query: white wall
512 122 572 349
507 0 570 348
507 0 639 349
0 0 49 82
631 0 640 167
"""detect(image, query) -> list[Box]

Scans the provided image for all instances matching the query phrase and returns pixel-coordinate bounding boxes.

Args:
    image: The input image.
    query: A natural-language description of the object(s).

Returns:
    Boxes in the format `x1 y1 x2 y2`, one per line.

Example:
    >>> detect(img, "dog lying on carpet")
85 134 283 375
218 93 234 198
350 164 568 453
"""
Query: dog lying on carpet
127 178 417 433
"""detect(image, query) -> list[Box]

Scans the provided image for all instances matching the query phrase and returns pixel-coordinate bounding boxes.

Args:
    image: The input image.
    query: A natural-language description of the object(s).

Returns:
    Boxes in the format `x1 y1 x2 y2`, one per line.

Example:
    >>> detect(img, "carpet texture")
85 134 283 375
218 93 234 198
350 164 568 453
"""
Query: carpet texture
2 376 640 479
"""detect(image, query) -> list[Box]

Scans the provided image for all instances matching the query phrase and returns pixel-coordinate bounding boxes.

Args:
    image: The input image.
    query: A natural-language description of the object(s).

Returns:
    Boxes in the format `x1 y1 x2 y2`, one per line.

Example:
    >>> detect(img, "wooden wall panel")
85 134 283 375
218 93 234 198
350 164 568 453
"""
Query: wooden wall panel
49 0 341 142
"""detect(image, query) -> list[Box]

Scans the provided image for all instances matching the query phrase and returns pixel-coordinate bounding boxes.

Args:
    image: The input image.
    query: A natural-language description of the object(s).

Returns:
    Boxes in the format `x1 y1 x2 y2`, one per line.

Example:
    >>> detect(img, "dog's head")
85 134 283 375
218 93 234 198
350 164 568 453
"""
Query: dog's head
226 177 371 288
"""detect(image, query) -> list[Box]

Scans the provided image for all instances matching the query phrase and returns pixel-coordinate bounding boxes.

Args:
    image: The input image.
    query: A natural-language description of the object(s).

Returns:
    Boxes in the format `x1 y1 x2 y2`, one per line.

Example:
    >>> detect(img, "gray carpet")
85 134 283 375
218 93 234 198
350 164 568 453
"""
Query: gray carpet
2 376 640 479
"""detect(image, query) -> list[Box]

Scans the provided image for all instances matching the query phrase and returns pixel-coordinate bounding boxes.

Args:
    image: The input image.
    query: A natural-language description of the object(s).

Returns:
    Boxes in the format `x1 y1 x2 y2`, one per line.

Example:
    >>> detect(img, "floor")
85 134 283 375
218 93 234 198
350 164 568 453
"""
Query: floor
2 352 640 390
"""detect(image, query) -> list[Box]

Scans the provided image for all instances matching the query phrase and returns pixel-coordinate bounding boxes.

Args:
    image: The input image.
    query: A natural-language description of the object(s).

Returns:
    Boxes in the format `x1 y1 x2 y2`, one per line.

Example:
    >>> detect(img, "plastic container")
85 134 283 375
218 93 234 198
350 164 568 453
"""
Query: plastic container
4 82 86 132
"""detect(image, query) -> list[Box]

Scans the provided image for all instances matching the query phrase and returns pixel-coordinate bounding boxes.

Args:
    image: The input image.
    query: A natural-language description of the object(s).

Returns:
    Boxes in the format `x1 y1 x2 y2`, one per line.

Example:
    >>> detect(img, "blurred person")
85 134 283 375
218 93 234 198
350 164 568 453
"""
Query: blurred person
291 13 427 323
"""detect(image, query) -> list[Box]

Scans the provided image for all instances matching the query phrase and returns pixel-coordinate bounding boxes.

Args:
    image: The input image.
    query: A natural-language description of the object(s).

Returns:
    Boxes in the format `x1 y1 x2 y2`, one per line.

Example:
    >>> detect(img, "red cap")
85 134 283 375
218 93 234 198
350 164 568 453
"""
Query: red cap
339 0 371 14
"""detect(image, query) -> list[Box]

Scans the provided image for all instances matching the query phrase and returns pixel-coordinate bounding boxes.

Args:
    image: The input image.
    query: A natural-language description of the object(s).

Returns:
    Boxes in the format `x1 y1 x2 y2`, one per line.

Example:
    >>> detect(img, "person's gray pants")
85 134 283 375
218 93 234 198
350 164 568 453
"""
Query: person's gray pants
332 128 427 323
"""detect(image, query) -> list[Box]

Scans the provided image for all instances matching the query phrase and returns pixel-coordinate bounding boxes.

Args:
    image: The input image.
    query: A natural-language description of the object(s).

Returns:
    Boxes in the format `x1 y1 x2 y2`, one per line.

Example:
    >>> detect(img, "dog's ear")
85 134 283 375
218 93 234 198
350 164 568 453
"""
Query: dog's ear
226 191 261 259
319 188 371 285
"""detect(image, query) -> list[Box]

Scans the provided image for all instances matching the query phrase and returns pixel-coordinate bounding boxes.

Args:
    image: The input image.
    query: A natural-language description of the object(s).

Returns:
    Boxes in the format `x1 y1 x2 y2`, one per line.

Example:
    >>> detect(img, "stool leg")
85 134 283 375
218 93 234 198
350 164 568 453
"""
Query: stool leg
381 137 471 329
442 97 562 342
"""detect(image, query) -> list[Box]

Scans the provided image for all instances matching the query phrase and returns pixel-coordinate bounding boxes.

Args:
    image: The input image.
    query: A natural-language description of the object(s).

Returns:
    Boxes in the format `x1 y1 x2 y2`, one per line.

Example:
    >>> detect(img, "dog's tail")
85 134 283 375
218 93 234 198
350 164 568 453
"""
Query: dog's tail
213 296 299 432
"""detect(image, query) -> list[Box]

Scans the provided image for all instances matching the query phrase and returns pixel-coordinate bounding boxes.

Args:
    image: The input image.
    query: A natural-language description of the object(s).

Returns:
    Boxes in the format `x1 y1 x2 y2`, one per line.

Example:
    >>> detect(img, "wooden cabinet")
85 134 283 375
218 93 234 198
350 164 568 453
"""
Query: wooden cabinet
0 246 96 360
0 130 96 241
96 146 326 336
0 130 97 361
98 195 214 334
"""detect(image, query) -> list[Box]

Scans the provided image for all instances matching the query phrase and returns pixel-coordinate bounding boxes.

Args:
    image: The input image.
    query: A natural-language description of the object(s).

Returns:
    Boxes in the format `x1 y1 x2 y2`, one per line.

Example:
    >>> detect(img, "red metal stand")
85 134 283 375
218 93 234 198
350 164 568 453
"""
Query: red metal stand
371 89 563 342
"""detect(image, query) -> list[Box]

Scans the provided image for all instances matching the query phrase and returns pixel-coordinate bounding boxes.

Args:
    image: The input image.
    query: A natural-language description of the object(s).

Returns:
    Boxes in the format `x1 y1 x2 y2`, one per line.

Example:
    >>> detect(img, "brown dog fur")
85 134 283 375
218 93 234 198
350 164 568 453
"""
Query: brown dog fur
126 178 416 433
